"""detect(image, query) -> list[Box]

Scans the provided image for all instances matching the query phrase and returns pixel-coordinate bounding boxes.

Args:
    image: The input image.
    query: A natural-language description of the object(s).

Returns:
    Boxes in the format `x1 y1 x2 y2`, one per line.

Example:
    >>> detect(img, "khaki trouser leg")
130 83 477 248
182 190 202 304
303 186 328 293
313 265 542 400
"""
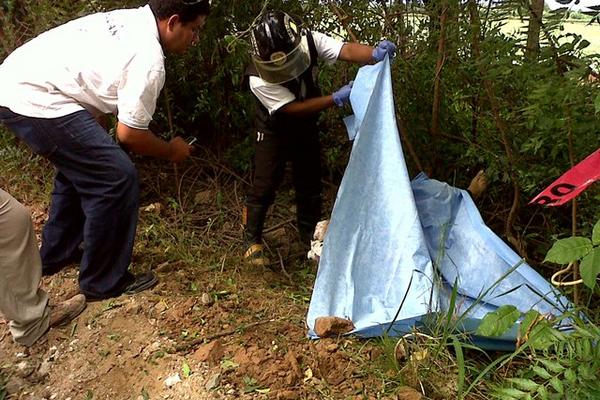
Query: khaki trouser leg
0 189 49 346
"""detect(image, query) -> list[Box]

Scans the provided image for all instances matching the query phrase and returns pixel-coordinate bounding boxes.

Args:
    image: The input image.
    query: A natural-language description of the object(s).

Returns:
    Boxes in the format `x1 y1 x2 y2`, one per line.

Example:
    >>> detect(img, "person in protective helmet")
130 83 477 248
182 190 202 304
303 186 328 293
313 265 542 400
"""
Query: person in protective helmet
243 10 396 266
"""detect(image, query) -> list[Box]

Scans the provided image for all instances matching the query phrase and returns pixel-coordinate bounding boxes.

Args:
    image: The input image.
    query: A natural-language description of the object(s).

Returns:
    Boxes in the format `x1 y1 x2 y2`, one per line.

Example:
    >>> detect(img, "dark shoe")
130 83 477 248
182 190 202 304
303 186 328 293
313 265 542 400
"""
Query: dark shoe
244 243 270 267
49 294 87 327
123 272 158 295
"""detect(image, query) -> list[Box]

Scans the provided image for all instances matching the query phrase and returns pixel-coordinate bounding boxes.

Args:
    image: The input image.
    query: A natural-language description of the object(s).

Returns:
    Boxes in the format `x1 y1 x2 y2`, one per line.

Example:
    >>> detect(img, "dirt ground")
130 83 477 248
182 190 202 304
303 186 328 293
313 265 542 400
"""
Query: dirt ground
0 188 391 400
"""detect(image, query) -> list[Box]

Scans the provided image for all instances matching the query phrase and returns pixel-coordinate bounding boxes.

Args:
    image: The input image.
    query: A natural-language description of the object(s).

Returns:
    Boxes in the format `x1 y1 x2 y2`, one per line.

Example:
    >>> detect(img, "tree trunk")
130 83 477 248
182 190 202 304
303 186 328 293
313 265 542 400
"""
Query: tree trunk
525 0 544 59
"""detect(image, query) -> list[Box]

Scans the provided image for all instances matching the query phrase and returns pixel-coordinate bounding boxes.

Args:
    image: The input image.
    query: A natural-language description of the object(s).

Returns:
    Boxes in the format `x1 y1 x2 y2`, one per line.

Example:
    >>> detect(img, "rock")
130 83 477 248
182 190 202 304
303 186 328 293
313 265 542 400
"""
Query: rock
16 360 35 377
143 203 162 213
325 343 338 352
5 376 27 394
314 317 355 337
285 350 303 379
154 302 168 313
276 389 299 400
204 372 221 391
397 387 423 400
38 360 52 377
191 340 223 366
200 292 214 306
164 373 181 388
194 190 213 205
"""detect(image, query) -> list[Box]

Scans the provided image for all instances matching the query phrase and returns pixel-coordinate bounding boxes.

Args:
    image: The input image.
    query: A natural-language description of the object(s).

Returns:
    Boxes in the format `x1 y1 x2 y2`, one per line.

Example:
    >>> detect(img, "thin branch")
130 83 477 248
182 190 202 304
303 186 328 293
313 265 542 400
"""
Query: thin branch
328 2 358 42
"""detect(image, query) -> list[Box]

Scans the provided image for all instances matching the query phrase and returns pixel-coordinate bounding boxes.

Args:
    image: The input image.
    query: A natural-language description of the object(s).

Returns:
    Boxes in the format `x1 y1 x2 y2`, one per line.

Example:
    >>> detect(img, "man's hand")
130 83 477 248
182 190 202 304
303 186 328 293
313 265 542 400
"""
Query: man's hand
332 81 354 107
167 137 193 163
372 40 397 63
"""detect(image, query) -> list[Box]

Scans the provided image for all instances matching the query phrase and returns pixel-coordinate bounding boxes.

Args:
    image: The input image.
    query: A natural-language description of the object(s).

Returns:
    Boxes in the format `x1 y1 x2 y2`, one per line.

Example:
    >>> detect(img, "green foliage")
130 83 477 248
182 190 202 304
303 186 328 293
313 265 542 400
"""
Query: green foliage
545 219 600 288
491 322 600 400
476 305 521 337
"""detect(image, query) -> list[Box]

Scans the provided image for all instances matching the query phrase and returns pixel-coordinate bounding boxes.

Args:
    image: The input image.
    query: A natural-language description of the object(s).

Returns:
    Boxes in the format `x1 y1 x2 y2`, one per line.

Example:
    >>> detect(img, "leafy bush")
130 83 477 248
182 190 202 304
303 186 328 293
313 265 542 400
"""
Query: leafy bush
545 218 600 289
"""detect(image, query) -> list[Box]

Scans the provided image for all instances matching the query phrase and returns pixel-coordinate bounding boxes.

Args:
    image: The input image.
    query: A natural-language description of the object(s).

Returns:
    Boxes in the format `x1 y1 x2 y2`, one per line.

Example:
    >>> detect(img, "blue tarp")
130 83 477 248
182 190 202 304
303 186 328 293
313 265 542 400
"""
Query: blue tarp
306 56 573 350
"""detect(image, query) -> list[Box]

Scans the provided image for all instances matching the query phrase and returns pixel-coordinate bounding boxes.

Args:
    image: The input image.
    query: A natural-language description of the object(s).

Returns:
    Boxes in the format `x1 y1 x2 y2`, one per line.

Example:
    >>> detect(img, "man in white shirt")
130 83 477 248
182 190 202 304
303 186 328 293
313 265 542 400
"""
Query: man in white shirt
243 10 396 266
0 0 210 300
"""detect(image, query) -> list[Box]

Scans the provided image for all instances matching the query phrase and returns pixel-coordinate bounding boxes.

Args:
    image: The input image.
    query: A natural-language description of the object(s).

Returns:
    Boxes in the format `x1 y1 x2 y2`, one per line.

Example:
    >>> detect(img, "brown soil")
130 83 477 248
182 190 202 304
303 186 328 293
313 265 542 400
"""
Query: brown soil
0 168 387 400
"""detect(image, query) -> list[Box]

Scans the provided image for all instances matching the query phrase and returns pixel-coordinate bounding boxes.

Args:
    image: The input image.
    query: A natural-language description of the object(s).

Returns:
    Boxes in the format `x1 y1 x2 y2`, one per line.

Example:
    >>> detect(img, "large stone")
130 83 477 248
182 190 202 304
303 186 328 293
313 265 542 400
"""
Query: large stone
397 387 423 400
191 340 223 366
314 317 354 338
204 372 221 391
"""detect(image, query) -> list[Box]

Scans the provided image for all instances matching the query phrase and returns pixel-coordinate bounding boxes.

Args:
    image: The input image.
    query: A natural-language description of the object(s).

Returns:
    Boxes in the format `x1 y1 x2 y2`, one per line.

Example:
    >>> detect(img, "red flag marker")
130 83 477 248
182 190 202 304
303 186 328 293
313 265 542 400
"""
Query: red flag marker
530 148 600 206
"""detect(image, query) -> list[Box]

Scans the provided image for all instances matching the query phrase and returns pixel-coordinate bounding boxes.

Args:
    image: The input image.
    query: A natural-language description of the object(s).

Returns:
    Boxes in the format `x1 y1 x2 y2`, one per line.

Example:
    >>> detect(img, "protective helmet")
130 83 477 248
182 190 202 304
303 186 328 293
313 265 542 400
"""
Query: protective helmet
250 10 311 84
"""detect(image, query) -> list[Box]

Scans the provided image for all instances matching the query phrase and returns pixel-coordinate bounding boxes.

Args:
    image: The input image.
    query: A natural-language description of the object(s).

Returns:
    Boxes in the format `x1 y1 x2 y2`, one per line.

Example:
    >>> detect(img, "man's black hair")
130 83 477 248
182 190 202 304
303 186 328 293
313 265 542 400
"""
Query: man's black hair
148 0 210 24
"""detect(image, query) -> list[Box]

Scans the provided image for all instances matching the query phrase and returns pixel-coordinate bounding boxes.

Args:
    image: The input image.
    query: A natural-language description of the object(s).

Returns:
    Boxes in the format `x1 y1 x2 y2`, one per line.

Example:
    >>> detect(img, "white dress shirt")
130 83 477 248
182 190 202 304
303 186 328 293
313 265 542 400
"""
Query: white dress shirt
0 5 165 130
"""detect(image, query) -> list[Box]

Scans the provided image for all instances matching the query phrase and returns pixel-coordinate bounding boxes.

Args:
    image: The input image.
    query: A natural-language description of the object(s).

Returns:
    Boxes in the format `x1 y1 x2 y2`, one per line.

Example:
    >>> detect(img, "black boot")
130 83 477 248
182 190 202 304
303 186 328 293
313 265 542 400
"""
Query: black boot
296 195 322 244
243 204 270 266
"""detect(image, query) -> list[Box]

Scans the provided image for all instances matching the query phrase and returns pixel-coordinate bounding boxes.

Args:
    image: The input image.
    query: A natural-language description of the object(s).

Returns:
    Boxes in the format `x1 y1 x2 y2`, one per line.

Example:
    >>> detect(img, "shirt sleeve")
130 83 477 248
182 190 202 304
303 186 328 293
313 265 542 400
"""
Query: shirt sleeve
249 76 296 115
311 31 344 65
117 54 165 130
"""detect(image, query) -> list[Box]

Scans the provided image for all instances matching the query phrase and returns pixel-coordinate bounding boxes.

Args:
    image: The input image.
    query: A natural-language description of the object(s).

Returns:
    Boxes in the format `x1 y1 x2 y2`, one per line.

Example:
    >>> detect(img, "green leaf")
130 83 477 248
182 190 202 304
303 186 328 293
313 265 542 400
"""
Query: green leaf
182 361 191 378
564 368 577 383
577 39 590 50
544 237 592 264
528 324 559 351
549 377 564 394
452 338 465 397
477 305 520 337
540 359 564 374
536 385 549 400
220 359 239 371
595 94 600 115
493 387 527 399
519 310 540 339
580 248 600 289
592 219 600 246
141 388 150 400
507 377 538 391
532 366 552 380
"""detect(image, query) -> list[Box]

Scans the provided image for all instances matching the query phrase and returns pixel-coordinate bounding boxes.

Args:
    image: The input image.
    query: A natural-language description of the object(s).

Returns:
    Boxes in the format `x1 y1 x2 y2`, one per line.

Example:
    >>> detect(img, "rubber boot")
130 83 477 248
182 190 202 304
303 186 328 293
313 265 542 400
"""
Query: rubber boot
242 204 270 266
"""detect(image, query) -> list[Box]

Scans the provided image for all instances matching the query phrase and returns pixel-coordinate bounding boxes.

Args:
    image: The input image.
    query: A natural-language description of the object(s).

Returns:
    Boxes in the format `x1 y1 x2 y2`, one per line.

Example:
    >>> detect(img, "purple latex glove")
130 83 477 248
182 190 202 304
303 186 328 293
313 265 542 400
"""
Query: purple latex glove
332 81 354 107
372 40 397 62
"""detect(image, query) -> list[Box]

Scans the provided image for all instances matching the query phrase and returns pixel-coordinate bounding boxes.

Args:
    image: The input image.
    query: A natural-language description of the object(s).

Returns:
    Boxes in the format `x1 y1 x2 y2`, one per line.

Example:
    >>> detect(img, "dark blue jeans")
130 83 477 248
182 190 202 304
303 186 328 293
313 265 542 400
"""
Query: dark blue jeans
0 107 139 298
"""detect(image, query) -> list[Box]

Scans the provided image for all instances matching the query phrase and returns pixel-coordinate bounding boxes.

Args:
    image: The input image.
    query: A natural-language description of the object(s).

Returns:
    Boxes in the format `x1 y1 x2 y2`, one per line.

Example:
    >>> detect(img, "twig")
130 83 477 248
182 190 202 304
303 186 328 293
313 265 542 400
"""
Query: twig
264 218 294 234
396 114 424 173
163 89 182 213
429 4 448 173
328 2 358 42
174 319 276 353
277 249 293 284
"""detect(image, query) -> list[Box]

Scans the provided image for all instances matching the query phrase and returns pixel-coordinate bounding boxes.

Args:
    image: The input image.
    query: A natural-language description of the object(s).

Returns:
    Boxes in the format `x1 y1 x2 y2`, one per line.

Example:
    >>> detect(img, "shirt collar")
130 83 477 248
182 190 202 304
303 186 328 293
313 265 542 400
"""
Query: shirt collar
141 4 160 42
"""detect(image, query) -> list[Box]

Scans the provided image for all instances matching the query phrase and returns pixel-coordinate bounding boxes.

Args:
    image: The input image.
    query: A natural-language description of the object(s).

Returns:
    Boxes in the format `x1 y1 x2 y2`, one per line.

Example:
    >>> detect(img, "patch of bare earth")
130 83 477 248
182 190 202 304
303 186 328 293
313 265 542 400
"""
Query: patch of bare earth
1 196 385 400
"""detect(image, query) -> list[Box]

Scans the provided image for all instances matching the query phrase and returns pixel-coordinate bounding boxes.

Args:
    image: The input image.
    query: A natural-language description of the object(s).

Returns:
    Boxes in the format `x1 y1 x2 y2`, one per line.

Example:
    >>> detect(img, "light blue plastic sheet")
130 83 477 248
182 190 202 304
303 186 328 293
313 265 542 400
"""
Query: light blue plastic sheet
307 56 437 338
306 56 572 350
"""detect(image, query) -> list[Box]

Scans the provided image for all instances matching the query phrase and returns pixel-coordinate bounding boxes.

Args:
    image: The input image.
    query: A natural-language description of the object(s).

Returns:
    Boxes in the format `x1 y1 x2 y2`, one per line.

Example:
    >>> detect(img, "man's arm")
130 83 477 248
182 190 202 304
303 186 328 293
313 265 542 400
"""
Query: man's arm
337 42 375 65
116 122 192 163
278 95 336 118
